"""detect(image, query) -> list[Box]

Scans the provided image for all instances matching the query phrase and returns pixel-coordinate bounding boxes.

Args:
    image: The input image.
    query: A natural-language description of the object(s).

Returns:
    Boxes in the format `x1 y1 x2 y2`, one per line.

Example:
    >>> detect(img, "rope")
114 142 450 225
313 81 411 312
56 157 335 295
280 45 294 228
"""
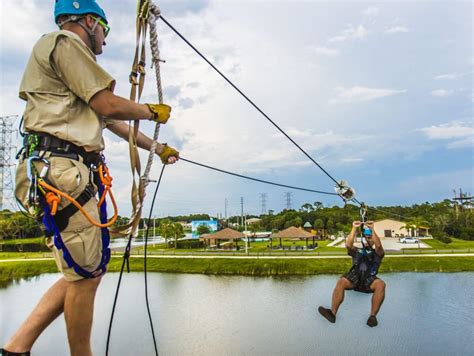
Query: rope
158 16 343 188
180 157 338 196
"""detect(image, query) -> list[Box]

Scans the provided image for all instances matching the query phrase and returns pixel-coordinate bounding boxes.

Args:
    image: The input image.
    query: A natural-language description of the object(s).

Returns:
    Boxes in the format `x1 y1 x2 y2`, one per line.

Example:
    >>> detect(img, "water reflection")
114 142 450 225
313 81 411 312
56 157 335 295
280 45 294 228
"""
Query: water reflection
0 273 472 356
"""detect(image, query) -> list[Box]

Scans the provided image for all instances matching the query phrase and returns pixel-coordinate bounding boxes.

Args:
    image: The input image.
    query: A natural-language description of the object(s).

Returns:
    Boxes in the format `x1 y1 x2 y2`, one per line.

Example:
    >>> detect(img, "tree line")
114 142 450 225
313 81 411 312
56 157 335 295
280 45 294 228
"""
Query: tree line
1 199 472 242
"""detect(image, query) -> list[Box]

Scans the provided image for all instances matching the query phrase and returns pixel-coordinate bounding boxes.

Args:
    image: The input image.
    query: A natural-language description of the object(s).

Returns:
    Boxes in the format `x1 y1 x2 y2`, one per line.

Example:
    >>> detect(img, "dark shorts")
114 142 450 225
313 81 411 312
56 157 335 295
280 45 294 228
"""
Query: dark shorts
343 269 378 294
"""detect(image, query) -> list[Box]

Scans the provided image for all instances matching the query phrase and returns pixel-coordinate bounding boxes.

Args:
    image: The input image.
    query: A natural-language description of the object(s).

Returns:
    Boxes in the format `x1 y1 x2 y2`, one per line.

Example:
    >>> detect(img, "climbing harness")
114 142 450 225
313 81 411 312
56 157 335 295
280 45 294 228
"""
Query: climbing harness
21 133 118 279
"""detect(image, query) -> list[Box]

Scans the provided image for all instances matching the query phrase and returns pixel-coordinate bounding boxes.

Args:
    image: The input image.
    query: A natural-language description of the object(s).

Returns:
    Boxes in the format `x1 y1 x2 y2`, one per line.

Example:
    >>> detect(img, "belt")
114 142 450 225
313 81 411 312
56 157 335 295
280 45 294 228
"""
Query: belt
24 132 102 167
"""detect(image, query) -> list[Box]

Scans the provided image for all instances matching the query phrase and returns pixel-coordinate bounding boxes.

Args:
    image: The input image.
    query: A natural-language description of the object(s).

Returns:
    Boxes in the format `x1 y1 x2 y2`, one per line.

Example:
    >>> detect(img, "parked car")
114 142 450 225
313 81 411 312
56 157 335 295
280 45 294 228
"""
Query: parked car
399 237 419 244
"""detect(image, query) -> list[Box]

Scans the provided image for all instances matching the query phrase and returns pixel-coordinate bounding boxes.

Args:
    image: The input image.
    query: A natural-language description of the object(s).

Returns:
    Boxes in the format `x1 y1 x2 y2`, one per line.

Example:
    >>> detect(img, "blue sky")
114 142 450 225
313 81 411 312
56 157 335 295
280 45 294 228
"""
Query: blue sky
0 0 472 217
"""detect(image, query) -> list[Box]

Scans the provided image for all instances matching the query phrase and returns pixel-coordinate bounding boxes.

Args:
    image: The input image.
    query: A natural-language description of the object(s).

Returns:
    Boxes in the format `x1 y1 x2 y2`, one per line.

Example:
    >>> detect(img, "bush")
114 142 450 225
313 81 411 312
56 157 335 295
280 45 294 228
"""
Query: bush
176 239 204 249
436 234 452 244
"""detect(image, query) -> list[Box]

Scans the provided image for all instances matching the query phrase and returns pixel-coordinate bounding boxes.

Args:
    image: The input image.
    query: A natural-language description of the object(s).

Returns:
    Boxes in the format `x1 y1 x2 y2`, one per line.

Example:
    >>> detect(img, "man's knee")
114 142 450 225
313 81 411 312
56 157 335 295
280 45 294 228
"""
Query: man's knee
372 279 386 292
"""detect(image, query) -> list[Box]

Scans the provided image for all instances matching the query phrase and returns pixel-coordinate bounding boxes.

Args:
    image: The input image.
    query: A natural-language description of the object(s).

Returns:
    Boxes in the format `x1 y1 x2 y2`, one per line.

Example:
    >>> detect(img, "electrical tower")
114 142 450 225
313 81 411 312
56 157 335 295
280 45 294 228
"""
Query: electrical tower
285 192 292 210
224 198 228 220
452 188 473 216
0 115 17 211
260 193 267 215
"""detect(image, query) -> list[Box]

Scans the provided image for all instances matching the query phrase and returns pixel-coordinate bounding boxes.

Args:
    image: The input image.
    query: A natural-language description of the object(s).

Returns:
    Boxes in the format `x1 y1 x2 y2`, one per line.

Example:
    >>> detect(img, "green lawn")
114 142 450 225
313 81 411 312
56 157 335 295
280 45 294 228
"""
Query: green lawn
0 237 45 245
423 237 474 250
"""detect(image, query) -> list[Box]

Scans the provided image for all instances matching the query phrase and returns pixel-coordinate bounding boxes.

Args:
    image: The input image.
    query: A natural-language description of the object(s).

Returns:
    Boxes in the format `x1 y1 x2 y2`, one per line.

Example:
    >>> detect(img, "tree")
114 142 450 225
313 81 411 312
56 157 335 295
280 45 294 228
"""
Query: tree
196 224 211 236
314 218 324 238
300 203 314 213
313 201 324 210
157 219 173 247
171 222 185 249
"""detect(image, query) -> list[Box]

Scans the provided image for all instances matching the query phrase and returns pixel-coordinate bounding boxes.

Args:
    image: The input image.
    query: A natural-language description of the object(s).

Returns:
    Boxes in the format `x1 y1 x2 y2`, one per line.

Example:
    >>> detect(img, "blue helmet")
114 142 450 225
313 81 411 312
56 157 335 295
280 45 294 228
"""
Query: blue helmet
362 227 372 237
54 0 108 24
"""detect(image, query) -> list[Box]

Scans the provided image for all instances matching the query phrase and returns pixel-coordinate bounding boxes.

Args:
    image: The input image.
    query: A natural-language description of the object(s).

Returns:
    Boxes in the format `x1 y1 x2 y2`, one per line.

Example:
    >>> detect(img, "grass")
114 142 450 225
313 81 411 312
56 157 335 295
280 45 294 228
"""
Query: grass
1 254 473 287
0 237 45 245
423 237 474 250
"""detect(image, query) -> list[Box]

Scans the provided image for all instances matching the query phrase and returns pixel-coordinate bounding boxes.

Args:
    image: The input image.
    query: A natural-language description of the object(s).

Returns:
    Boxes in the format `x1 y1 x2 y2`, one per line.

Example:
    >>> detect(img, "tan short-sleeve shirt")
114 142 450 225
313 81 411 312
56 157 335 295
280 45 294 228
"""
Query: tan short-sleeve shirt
19 30 115 152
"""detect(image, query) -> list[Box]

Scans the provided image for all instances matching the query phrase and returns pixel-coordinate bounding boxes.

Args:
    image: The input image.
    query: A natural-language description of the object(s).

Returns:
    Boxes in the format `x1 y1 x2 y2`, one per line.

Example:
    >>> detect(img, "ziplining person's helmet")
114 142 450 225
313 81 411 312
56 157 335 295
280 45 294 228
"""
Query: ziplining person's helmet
54 0 108 54
362 227 373 237
54 0 108 24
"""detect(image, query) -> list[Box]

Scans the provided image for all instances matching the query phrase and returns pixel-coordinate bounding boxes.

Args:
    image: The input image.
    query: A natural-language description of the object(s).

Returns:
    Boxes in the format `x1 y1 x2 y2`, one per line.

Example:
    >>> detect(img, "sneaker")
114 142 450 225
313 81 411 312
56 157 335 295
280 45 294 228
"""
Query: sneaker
318 306 336 323
367 315 378 327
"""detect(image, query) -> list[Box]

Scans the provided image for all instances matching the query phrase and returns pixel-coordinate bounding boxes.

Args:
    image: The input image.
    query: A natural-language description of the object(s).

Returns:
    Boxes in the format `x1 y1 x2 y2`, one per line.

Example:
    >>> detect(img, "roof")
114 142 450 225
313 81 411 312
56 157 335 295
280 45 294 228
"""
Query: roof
272 226 315 239
303 222 312 228
201 228 245 240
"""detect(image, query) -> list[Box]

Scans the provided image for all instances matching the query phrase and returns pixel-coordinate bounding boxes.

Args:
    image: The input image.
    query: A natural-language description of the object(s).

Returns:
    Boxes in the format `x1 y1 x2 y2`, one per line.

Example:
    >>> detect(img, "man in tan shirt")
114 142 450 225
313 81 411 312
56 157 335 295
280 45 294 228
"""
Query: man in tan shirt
2 1 178 355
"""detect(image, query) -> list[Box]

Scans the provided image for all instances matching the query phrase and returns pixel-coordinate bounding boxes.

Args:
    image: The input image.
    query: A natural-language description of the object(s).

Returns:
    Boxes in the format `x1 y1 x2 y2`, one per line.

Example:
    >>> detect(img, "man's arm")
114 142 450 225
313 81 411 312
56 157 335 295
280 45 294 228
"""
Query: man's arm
89 89 153 121
366 221 384 257
106 120 178 164
346 221 360 255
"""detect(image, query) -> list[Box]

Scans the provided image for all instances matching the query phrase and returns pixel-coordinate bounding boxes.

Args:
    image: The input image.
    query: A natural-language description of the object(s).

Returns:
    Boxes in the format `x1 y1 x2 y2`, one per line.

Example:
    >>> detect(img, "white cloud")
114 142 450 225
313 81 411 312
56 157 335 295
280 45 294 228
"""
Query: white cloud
418 121 474 149
385 26 410 34
312 46 339 57
363 7 379 17
430 89 454 97
435 72 471 80
330 86 406 103
340 157 364 163
328 24 369 43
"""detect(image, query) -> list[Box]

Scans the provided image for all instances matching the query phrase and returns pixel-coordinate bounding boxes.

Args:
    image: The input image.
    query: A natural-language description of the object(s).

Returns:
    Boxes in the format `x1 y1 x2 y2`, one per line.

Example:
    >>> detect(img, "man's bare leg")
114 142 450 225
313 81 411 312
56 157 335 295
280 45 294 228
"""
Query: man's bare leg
64 277 102 356
319 277 353 323
331 277 353 315
3 278 68 353
370 279 386 316
367 279 386 327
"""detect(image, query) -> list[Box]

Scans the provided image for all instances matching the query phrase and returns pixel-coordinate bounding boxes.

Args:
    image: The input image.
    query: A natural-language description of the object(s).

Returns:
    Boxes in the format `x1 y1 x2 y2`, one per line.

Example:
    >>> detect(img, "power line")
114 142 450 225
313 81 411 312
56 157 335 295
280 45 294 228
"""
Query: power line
180 158 338 196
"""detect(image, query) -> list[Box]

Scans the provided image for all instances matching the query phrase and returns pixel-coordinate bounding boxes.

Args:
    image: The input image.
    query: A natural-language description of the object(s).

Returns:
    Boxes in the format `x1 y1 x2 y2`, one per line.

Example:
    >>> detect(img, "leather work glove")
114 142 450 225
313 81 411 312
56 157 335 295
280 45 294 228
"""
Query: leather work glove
146 103 171 124
158 144 179 164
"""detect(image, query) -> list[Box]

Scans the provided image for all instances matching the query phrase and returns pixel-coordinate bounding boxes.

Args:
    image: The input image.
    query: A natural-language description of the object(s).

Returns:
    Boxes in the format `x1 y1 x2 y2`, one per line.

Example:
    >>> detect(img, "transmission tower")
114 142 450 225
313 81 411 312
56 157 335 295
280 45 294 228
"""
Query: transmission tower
0 115 17 211
285 192 292 210
260 193 267 215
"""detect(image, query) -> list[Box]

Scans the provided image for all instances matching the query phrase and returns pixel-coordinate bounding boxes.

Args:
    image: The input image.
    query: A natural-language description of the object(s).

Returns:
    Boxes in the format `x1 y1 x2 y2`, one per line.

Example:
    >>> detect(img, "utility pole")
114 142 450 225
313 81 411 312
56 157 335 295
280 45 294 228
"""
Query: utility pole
260 193 267 215
224 198 228 220
240 196 244 226
285 192 292 210
0 115 17 211
452 188 473 216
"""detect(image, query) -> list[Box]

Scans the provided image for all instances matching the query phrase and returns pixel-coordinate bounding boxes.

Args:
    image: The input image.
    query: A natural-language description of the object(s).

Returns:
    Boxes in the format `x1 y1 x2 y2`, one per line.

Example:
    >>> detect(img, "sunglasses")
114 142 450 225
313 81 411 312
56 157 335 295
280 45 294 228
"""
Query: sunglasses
90 15 110 38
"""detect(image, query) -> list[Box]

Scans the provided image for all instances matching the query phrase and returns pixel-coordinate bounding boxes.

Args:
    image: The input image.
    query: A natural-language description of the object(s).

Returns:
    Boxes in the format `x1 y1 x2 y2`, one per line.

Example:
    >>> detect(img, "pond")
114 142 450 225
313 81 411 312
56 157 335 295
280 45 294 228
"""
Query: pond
1 272 472 355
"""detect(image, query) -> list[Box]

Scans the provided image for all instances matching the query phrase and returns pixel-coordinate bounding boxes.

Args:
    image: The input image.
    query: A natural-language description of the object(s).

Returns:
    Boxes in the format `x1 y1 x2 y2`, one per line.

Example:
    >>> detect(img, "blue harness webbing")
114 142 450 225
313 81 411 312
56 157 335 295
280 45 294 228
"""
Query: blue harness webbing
40 179 111 279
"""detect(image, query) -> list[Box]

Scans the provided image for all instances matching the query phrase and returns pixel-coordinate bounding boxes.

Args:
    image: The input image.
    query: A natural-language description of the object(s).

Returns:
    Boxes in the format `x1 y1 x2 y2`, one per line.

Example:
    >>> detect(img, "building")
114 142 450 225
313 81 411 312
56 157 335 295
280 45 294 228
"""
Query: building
373 219 430 238
246 218 261 225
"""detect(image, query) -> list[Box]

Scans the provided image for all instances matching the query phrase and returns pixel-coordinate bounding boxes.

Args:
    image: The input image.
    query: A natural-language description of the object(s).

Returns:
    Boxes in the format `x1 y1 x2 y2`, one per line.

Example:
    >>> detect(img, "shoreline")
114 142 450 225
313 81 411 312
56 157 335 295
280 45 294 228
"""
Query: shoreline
1 255 473 287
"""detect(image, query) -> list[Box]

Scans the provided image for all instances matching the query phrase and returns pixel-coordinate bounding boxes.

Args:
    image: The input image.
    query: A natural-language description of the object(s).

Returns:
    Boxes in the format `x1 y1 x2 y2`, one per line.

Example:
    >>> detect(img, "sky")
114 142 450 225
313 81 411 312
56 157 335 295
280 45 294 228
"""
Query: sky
0 0 472 217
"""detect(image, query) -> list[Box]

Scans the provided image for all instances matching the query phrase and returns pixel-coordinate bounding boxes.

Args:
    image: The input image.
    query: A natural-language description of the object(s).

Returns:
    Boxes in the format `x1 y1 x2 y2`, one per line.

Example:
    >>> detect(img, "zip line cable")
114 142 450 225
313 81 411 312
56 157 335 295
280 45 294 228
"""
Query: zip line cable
106 165 165 356
159 16 342 188
180 157 339 196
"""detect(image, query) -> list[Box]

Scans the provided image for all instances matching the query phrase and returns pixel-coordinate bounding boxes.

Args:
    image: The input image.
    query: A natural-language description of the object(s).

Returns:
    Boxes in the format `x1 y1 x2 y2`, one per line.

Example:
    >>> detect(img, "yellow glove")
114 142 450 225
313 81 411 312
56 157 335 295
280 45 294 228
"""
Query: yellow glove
158 144 179 164
146 103 171 124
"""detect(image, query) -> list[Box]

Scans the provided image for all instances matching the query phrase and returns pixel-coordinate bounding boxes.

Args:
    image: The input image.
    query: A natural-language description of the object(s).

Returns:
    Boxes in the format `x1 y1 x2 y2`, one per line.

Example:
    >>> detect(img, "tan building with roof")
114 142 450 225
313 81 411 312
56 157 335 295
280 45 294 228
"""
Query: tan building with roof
373 219 430 238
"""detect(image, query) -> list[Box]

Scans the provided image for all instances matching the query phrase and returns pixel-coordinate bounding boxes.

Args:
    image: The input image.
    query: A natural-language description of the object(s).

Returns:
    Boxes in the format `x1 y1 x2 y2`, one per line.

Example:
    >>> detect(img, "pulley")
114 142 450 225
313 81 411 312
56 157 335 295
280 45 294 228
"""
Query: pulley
334 180 355 202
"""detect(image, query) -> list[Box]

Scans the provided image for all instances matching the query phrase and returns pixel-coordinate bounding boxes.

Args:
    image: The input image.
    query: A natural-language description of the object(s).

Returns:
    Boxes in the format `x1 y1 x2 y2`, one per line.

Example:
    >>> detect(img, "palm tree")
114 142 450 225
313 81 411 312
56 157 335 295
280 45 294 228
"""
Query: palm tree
157 219 173 248
171 222 185 249
400 222 415 237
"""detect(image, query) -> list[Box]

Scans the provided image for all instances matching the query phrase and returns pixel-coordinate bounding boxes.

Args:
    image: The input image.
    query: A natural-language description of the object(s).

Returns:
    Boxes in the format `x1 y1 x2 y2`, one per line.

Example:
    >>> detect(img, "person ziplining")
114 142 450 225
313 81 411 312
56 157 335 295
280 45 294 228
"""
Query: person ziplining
318 220 386 327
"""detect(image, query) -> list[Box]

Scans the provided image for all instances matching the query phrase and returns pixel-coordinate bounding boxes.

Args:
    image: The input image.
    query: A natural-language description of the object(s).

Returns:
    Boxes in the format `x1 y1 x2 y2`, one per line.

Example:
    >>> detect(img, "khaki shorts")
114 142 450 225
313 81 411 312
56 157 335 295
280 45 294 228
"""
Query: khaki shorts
16 154 103 282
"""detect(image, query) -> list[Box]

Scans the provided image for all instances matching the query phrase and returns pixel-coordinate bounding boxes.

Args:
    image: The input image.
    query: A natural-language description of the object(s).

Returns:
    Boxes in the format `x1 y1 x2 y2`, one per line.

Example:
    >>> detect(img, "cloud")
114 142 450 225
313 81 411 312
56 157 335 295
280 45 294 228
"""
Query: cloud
328 25 369 43
330 86 406 103
312 46 339 57
418 121 473 149
435 72 471 80
363 7 380 17
430 89 454 97
385 26 410 34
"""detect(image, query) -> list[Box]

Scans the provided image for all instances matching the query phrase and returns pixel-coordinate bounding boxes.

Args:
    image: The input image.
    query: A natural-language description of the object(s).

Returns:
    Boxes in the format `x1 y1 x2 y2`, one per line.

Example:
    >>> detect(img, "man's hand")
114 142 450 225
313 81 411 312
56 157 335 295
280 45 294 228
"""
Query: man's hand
352 221 361 228
146 103 171 124
158 144 179 164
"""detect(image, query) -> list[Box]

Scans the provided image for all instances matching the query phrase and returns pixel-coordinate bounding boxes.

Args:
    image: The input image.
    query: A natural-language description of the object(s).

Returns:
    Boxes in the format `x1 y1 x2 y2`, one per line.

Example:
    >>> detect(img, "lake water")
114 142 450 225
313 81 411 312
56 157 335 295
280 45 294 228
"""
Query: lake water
1 272 473 355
